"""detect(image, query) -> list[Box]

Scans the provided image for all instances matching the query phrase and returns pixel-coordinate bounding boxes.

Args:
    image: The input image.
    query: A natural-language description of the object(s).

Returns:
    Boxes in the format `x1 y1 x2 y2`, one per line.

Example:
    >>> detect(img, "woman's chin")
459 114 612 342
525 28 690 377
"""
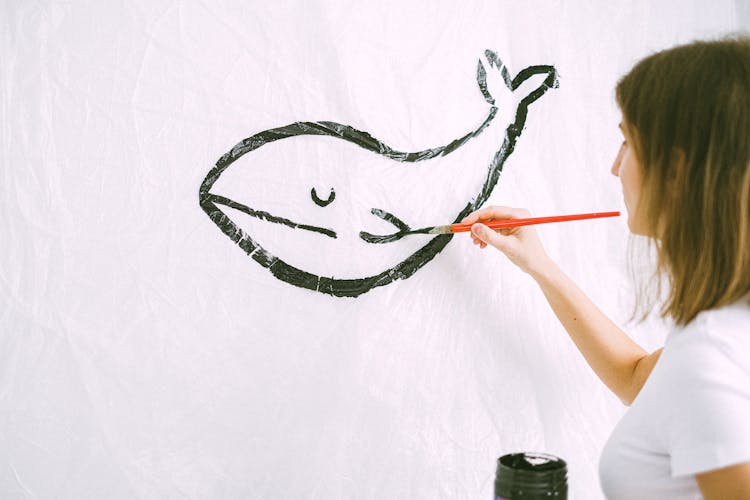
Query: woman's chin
626 218 648 236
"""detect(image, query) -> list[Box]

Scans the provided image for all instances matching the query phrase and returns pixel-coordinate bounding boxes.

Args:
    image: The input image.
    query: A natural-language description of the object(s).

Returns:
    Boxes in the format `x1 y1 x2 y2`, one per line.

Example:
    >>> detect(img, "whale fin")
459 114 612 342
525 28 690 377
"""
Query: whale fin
511 64 559 106
477 50 559 109
484 50 513 89
476 59 495 105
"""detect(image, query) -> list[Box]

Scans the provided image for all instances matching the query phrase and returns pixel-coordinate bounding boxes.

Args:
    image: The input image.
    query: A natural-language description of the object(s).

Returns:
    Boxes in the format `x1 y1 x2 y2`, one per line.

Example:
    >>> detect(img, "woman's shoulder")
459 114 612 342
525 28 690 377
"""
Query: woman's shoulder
702 295 750 339
664 296 750 378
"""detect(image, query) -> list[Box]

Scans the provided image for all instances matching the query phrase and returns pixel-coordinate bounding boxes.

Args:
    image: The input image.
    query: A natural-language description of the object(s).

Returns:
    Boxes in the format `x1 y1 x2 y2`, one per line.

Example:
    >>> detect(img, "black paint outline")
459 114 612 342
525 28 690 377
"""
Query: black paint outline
311 187 336 207
205 193 337 239
198 50 558 297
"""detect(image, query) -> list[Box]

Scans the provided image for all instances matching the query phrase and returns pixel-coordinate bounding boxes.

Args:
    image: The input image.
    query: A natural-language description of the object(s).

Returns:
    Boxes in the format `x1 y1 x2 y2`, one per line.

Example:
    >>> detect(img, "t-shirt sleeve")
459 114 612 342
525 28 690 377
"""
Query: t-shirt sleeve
666 330 750 477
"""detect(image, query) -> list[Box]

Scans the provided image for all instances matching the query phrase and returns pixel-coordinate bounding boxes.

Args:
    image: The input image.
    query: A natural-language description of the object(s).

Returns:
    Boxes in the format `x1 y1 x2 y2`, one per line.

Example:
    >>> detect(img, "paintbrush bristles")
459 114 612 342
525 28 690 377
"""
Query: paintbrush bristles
427 225 455 234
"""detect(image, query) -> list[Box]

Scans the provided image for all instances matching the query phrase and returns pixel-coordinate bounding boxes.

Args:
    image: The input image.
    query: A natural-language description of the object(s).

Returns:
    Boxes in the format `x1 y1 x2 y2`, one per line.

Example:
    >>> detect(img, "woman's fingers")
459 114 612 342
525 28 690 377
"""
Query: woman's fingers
470 233 486 248
461 205 531 224
464 205 534 251
464 205 551 276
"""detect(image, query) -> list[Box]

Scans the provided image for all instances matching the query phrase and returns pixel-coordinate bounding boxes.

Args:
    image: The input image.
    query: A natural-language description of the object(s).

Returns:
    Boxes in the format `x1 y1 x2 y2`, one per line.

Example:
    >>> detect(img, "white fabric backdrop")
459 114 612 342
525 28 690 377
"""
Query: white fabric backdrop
0 1 743 498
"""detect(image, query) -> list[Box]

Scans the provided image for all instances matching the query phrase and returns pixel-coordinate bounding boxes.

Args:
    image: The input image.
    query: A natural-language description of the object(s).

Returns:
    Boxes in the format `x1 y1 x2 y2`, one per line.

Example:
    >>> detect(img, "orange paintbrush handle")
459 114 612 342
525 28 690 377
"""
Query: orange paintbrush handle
450 211 621 233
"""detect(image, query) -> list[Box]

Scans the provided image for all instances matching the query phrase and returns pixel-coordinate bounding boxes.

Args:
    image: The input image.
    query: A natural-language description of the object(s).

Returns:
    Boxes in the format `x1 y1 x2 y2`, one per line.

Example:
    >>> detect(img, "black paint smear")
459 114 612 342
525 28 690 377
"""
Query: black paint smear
198 50 558 297
371 208 410 231
360 226 434 244
205 192 337 239
311 187 336 207
360 208 415 243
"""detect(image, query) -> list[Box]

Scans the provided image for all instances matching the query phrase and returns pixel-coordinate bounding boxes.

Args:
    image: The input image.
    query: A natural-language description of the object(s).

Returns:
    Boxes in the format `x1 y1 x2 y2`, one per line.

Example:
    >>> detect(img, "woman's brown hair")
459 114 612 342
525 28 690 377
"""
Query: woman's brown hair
616 35 750 326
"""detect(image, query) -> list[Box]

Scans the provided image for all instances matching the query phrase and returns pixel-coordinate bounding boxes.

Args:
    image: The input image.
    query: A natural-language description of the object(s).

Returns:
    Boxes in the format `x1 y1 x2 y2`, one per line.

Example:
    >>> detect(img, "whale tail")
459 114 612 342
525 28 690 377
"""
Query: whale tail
477 50 559 108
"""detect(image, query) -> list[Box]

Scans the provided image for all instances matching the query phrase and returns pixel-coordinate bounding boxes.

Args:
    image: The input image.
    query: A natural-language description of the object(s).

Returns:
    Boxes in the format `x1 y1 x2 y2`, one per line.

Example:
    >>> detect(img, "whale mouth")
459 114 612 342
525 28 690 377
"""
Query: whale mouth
205 193 337 238
360 208 430 244
202 193 423 243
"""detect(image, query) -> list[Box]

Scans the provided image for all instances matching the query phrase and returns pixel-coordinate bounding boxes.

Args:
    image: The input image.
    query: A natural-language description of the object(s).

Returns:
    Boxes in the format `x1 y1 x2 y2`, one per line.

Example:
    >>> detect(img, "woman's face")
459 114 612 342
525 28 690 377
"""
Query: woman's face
611 120 648 235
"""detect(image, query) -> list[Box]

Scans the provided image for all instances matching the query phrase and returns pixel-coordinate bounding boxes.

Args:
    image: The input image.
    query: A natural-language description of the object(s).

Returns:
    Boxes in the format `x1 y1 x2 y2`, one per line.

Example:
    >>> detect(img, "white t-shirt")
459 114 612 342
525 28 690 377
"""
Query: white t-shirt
599 297 750 499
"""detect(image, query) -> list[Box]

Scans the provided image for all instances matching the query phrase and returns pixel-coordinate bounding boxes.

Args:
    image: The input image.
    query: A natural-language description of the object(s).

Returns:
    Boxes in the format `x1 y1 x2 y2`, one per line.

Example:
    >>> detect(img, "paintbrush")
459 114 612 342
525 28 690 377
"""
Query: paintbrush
359 211 620 244
425 211 621 234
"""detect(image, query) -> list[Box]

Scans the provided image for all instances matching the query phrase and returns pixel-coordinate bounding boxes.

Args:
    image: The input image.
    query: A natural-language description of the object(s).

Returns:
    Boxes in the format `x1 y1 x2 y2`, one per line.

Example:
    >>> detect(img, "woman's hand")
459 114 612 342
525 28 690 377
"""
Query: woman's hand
463 206 553 276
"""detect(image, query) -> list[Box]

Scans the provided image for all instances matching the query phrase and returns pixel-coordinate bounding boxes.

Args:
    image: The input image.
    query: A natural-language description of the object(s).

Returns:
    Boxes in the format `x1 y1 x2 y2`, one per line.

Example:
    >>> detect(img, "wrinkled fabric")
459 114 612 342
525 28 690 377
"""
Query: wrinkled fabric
0 1 741 499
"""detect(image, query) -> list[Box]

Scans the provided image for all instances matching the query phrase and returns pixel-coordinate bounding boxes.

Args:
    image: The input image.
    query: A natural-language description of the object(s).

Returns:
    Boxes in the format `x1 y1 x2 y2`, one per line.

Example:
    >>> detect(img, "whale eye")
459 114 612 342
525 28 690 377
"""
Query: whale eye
311 187 336 207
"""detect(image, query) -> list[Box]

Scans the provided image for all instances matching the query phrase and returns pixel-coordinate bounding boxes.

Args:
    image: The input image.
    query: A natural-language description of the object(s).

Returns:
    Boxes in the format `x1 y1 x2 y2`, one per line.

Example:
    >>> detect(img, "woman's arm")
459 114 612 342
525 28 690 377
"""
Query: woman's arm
531 260 652 406
696 461 750 499
465 206 652 406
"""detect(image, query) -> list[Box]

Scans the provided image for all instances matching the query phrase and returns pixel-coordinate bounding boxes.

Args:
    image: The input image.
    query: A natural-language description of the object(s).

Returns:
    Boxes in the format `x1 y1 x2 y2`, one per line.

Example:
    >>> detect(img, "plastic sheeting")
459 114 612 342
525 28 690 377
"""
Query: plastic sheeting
0 1 744 499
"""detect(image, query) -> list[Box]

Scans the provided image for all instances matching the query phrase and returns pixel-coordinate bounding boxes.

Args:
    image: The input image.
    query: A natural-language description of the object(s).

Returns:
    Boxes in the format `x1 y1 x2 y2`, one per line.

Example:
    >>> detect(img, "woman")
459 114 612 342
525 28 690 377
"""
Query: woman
464 37 750 499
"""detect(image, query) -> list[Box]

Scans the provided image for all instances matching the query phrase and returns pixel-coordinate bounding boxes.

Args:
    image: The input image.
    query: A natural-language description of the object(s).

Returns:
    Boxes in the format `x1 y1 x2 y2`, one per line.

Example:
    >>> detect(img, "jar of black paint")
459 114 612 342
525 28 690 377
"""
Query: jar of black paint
494 452 568 499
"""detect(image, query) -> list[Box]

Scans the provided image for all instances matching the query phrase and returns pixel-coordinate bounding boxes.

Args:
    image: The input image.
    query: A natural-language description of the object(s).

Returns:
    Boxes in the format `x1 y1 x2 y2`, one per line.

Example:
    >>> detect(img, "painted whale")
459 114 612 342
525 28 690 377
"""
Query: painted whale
199 50 558 297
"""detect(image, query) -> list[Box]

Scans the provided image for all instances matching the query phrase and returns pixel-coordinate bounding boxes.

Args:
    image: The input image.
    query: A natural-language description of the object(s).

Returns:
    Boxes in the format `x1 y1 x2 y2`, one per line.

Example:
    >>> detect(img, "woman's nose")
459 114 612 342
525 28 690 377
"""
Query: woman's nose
611 144 624 176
